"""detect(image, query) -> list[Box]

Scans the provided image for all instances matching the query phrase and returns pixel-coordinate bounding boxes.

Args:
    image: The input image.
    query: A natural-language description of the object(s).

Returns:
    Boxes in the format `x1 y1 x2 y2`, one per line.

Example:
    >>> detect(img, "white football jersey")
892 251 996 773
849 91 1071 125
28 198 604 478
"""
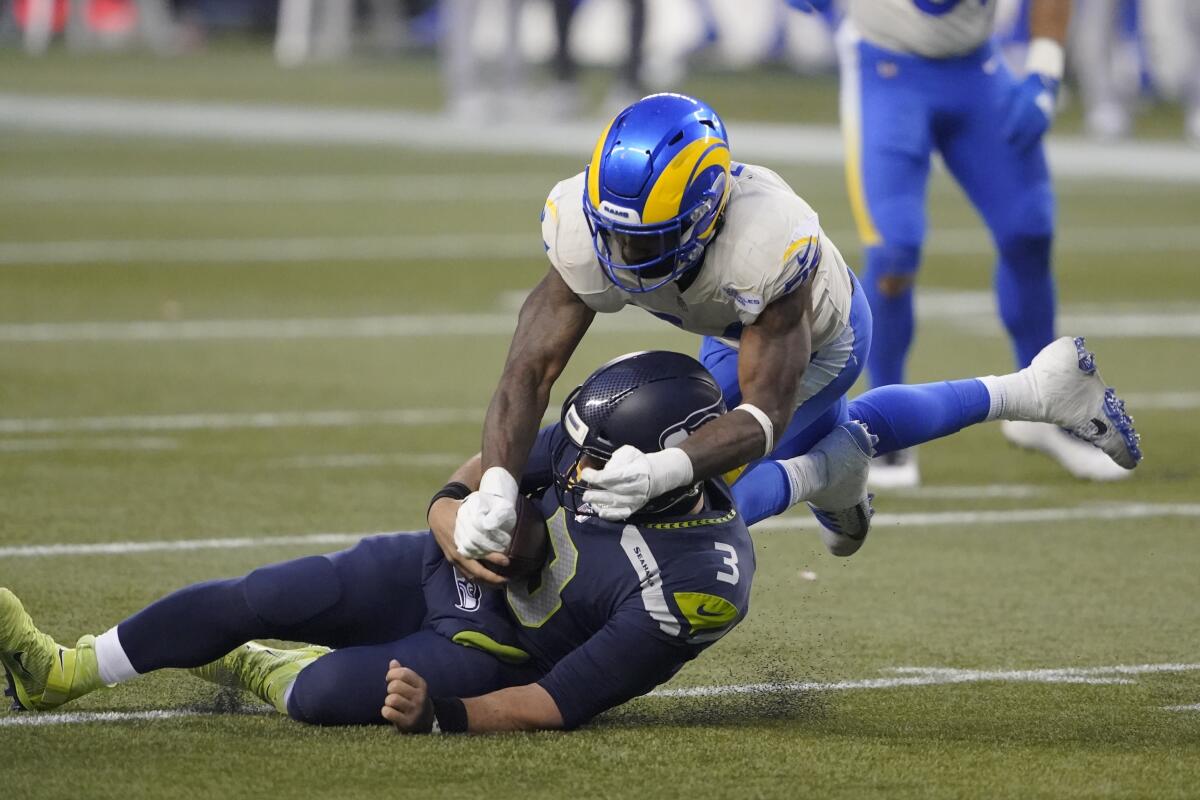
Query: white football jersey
541 163 854 353
847 0 997 58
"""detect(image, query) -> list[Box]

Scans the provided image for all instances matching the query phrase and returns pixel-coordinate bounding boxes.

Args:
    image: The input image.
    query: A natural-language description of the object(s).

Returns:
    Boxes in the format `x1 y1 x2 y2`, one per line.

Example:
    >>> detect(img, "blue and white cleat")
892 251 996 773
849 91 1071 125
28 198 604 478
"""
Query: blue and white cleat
807 420 878 557
1023 336 1142 470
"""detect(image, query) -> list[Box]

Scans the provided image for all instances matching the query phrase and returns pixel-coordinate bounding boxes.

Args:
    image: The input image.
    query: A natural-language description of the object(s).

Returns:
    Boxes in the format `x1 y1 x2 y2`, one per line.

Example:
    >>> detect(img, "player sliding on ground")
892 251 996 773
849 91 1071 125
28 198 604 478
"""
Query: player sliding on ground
450 92 1142 575
2 352 760 733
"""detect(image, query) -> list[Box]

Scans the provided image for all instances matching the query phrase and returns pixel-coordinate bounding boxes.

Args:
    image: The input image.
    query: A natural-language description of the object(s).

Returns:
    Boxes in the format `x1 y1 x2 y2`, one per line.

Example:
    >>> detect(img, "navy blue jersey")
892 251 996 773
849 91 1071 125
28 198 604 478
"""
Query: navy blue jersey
425 424 755 729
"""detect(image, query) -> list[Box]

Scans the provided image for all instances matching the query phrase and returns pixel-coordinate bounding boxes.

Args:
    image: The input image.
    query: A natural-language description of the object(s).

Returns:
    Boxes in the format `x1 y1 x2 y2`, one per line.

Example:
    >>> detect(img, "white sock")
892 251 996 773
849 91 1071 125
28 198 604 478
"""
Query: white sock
94 627 140 687
778 453 827 507
281 679 298 716
979 372 1038 423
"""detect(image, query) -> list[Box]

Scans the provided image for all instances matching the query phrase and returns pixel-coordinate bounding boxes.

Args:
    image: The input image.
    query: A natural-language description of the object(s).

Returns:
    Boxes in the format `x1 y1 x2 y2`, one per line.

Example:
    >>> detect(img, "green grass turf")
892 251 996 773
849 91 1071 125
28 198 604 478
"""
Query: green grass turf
1 55 1199 798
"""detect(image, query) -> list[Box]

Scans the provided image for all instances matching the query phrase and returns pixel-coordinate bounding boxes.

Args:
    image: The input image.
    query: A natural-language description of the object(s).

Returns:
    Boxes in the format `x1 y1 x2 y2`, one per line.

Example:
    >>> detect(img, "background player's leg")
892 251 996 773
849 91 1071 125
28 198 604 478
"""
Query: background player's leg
837 27 933 390
287 630 540 726
936 62 1057 372
94 532 432 687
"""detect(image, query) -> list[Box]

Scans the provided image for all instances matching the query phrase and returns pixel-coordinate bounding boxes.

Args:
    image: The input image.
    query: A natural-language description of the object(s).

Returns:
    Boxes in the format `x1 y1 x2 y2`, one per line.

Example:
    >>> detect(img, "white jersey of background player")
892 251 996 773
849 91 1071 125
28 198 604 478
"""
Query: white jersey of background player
847 0 998 58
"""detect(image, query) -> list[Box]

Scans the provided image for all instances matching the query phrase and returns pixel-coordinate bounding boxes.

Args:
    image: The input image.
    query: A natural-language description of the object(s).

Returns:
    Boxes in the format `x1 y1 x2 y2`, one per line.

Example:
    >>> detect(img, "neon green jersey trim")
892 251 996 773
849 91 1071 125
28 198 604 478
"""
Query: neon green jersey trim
451 631 531 664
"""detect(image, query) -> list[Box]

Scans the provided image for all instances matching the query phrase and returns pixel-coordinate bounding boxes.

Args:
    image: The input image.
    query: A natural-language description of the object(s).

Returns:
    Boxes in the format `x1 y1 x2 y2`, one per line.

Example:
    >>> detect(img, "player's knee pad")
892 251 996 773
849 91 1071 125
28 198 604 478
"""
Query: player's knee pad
864 243 921 298
996 232 1052 276
243 556 342 628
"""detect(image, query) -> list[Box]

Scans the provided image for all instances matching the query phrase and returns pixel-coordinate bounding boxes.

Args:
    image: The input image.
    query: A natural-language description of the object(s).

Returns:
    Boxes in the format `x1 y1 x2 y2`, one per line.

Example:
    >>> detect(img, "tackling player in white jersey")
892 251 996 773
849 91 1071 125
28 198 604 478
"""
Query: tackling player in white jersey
443 93 1140 576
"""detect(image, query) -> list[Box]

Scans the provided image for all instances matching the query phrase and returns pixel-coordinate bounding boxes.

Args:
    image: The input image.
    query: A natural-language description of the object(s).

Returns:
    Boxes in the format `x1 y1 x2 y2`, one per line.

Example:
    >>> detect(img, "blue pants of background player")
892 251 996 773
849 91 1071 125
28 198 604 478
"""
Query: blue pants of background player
706 272 994 523
115 532 538 725
839 30 1057 387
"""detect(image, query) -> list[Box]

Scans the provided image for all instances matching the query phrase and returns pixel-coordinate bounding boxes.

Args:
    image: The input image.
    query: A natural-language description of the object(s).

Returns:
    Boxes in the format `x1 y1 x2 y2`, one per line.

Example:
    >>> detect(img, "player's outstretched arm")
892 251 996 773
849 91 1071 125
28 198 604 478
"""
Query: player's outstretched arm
481 268 595 480
681 279 813 478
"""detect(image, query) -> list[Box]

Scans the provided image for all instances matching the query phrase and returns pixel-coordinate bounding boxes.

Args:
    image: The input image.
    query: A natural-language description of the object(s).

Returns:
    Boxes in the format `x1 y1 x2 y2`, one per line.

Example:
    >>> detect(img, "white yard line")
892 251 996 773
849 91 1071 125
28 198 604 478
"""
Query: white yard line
0 436 178 453
0 532 369 558
650 662 1200 698
274 452 464 469
0 708 271 727
0 174 552 204
3 225 1199 268
882 484 1046 500
0 233 534 266
3 93 1200 183
3 662 1196 726
4 502 1199 559
1163 703 1200 712
0 408 483 435
752 503 1200 532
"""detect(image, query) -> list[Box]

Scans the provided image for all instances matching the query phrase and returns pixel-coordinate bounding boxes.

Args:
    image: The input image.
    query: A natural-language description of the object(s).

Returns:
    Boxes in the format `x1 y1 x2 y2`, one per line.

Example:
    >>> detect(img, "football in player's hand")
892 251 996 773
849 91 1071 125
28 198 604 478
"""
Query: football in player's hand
485 495 549 581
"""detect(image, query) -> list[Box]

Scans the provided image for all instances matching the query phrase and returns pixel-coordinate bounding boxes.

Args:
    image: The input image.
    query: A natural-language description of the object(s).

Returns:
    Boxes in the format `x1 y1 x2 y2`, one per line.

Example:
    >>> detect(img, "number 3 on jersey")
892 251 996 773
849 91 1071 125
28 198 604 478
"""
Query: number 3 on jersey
714 542 740 585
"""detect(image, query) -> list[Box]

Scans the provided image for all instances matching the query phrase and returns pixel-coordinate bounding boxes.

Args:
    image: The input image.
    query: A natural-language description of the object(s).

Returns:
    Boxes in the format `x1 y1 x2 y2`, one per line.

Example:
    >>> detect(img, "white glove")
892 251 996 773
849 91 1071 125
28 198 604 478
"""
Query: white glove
580 446 694 521
453 467 518 559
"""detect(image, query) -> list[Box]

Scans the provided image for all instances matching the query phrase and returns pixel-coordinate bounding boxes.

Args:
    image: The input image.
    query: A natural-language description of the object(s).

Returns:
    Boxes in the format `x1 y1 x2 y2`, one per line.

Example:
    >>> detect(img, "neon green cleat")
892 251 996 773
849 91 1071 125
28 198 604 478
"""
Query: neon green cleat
190 642 329 714
0 588 103 712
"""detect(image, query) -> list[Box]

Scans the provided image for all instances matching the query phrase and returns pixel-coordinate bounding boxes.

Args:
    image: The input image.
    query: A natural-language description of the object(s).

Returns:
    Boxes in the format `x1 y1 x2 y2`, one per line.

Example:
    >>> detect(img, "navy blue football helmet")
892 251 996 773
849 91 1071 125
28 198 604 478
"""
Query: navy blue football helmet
582 93 732 293
554 350 726 517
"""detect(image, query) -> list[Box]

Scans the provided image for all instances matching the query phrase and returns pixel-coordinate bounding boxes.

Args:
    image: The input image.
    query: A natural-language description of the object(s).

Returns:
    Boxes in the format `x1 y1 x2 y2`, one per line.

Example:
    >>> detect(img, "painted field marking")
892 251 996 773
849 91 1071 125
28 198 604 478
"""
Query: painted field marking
0 233 533 266
3 662 1197 727
882 484 1046 500
1164 704 1200 712
3 93 1199 183
3 225 1200 268
753 503 1200 532
4 503 1199 559
0 408 483 435
0 174 552 204
273 452 464 469
0 436 179 453
0 308 666 343
650 662 1200 698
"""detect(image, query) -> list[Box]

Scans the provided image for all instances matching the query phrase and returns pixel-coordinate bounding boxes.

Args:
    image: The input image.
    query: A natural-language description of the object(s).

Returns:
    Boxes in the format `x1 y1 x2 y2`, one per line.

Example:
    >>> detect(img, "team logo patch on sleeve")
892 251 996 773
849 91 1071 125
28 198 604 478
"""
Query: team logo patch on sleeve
673 592 739 635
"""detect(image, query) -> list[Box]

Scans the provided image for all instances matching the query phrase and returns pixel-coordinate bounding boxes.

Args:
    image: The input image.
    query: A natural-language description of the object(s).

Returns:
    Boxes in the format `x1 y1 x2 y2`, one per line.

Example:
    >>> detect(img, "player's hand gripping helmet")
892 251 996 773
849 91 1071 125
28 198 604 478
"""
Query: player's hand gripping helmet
554 350 727 518
583 93 732 293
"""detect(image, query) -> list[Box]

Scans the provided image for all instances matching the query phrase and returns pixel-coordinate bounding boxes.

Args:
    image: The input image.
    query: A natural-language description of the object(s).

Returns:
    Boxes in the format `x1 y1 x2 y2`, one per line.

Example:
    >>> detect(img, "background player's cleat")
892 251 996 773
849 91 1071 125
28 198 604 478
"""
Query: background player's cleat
1020 337 1142 470
0 589 102 712
868 448 921 490
191 642 329 714
806 421 878 557
1001 421 1132 481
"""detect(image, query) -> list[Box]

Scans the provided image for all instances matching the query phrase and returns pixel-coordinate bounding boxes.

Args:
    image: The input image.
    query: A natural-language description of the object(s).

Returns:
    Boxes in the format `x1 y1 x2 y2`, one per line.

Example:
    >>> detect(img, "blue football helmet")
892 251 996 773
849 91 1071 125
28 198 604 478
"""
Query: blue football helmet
554 350 727 517
583 93 732 293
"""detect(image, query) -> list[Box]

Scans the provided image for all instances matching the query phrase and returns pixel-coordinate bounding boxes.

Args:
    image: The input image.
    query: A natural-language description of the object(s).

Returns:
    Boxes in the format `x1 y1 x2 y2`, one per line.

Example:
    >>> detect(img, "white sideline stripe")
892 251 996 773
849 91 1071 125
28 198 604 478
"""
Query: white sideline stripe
0 436 179 453
0 311 665 342
0 174 552 204
649 662 1200 699
0 234 534 266
752 503 1200 532
274 452 463 469
3 93 1200 183
883 484 1046 500
4 662 1196 726
0 408 483 434
0 708 271 727
4 225 1200 269
5 502 1200 559
1123 392 1200 410
0 532 368 558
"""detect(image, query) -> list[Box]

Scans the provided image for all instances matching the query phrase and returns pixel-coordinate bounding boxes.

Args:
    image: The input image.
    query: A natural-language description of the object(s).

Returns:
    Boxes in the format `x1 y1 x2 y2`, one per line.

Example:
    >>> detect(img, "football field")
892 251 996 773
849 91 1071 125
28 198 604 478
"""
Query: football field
2 50 1199 799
